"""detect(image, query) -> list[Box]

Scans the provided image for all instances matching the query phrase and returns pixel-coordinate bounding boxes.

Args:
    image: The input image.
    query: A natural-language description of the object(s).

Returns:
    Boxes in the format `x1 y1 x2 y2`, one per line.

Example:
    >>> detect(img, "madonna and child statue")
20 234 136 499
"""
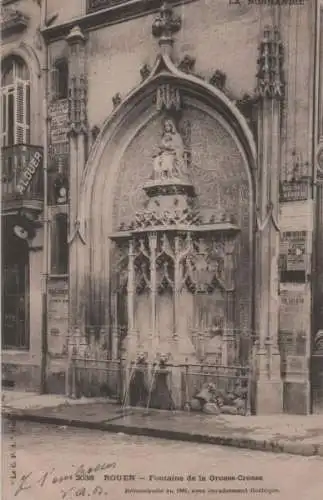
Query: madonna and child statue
152 118 189 182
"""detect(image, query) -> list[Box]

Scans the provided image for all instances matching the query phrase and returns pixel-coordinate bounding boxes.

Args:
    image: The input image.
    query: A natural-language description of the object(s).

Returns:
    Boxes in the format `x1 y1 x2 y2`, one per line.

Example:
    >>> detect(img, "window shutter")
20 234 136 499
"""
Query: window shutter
14 79 30 144
1 89 8 146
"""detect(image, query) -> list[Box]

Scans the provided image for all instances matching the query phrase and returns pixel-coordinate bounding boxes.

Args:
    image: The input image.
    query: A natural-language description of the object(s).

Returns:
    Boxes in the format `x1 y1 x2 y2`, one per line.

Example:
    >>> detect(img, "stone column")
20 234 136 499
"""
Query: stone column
111 291 118 360
223 239 236 366
66 26 88 331
173 235 181 344
126 240 136 357
254 26 284 414
149 233 158 360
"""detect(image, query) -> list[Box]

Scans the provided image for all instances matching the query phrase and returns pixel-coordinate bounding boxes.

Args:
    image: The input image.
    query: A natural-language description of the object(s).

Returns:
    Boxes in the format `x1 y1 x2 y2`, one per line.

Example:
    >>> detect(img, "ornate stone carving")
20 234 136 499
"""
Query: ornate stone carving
178 55 196 74
1 6 29 37
130 208 201 230
184 253 224 294
256 26 284 100
152 1 181 42
110 112 242 371
112 92 122 108
91 125 100 142
209 70 227 91
140 63 151 81
157 259 174 292
152 118 188 181
134 261 151 293
156 83 181 112
66 26 88 136
68 75 88 135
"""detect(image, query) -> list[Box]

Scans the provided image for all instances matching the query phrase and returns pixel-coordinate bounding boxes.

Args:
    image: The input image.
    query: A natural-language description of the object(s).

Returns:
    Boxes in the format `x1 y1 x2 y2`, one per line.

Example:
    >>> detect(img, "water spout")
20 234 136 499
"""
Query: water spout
121 359 138 412
144 362 159 415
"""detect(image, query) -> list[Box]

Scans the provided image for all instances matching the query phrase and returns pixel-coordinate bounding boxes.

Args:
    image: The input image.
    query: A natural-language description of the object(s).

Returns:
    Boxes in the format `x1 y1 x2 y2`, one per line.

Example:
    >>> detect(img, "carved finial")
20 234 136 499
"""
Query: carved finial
178 55 196 74
68 75 88 136
140 63 151 81
152 1 181 56
209 70 226 91
256 26 284 99
112 92 122 108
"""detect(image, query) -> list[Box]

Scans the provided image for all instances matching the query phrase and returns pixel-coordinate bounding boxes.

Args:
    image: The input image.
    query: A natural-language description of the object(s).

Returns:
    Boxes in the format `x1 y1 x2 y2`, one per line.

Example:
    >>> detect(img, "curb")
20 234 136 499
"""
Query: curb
3 410 323 458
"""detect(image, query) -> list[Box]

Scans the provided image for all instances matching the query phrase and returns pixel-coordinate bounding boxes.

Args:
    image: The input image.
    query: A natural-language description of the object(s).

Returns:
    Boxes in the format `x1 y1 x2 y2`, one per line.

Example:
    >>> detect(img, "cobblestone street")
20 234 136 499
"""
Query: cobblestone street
2 420 323 500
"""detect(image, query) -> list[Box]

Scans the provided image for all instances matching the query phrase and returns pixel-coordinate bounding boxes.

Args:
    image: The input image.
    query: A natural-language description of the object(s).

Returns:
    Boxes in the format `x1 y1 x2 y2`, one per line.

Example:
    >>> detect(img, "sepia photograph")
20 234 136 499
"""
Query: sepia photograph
1 0 323 499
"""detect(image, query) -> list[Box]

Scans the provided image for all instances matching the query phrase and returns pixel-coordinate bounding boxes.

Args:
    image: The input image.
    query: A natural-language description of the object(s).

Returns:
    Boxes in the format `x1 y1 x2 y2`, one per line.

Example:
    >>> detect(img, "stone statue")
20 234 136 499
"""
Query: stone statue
153 118 187 181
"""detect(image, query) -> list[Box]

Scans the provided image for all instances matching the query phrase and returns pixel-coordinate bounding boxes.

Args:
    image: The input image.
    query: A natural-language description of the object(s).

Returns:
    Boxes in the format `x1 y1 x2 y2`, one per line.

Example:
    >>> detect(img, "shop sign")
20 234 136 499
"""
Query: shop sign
280 231 307 272
49 99 69 145
16 149 43 195
48 279 68 354
279 180 310 202
279 289 309 333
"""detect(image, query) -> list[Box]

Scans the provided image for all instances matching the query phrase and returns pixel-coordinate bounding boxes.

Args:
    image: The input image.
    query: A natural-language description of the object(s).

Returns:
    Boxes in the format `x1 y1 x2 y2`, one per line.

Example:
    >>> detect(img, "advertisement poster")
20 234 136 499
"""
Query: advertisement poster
2 1 323 500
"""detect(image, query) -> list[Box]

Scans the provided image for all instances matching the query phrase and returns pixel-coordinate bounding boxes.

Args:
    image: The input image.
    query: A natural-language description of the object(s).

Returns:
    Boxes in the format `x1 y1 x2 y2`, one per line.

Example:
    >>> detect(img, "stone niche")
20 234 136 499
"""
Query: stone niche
110 105 253 370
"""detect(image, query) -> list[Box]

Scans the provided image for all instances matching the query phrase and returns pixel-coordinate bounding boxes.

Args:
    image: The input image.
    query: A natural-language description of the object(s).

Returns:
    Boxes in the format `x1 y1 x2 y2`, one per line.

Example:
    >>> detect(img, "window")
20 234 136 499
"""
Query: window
51 59 68 100
1 56 30 146
50 213 68 275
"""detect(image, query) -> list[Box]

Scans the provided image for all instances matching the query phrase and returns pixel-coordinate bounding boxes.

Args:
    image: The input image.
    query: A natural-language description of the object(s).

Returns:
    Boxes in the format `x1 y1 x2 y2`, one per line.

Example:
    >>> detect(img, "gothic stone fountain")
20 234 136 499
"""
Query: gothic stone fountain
110 114 240 410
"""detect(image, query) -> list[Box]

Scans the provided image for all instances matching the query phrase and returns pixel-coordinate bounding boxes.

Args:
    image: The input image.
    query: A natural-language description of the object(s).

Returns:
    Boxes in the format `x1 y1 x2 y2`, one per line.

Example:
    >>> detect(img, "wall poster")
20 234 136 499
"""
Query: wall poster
47 278 68 355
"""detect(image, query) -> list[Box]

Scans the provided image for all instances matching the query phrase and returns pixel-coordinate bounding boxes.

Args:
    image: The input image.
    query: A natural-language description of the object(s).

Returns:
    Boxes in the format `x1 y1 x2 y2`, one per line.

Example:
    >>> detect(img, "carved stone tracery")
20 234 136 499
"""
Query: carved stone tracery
66 26 88 136
111 110 240 365
256 26 284 100
156 84 181 112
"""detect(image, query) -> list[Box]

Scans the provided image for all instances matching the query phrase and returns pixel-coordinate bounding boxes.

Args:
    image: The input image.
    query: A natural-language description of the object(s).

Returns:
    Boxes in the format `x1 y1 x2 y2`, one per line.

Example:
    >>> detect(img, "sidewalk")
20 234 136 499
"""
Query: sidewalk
2 390 323 457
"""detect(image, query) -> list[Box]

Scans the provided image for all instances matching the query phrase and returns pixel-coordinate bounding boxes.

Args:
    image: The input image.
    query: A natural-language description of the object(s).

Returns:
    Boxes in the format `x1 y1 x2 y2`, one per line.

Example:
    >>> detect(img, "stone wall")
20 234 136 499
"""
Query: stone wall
2 0 45 391
42 0 318 411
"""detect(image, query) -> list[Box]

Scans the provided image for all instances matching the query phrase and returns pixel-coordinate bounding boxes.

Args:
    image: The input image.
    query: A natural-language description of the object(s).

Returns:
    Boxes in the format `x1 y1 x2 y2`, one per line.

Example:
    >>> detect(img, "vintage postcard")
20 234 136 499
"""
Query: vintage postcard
1 0 323 499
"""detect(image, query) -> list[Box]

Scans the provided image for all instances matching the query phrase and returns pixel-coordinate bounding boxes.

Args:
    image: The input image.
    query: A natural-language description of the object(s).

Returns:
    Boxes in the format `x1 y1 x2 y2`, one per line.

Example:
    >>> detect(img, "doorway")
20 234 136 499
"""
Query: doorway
2 219 29 350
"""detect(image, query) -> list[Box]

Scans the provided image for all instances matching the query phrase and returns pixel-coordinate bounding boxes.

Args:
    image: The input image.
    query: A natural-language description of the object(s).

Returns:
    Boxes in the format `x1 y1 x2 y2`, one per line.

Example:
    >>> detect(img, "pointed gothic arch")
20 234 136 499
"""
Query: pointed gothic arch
79 56 257 227
73 55 257 335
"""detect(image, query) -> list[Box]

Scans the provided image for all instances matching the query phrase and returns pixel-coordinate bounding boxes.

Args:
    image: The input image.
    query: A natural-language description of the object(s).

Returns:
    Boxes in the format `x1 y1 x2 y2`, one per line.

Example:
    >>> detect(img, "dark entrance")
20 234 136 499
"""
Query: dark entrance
312 355 323 413
311 330 323 414
312 184 323 413
2 218 30 350
128 369 175 410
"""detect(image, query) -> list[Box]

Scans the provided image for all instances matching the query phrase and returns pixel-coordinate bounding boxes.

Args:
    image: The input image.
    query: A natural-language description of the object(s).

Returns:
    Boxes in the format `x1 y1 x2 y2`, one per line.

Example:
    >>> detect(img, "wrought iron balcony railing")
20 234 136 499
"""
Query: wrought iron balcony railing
1 144 44 204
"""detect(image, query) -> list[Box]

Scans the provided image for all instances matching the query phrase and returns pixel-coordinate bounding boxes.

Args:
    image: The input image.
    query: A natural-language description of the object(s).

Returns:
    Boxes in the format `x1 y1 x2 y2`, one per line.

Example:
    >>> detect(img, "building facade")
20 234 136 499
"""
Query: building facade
1 0 323 415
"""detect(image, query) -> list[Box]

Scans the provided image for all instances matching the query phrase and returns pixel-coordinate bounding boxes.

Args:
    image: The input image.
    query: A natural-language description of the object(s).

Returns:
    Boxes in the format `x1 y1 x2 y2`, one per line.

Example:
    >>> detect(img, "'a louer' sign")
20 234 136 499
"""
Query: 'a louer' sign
16 150 43 195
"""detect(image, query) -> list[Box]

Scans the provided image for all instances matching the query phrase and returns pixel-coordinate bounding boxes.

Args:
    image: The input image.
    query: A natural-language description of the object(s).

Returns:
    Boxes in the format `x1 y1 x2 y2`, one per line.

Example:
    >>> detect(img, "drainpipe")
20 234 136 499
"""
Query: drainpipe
40 0 49 394
310 0 321 413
